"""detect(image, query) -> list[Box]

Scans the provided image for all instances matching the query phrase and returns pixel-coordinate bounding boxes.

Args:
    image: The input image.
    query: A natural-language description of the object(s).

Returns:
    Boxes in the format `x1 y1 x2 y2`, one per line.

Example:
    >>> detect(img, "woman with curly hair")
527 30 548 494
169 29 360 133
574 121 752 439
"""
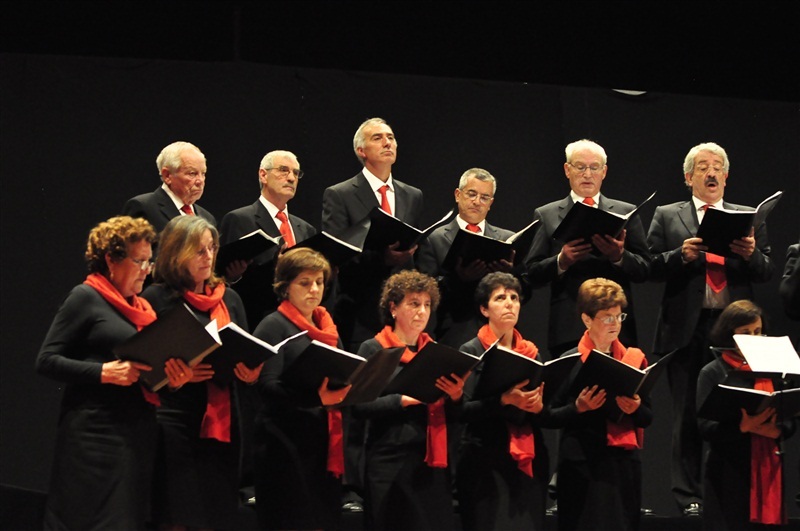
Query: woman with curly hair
36 216 192 530
354 269 467 531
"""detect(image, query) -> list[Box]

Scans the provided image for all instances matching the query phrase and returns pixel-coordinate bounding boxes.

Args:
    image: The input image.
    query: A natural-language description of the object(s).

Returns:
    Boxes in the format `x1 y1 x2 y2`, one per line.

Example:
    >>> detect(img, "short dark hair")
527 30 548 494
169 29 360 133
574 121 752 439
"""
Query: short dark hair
709 299 765 349
475 272 522 309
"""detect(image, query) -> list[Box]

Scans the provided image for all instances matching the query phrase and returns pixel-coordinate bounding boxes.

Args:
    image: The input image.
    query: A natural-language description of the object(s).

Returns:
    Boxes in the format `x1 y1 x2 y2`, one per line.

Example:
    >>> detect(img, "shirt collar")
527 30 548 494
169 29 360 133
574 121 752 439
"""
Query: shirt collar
362 167 394 192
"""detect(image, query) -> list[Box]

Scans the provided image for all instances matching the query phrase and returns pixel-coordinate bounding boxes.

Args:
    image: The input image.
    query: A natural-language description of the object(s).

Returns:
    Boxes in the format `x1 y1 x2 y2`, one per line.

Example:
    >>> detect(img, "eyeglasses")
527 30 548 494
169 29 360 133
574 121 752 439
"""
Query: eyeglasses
129 257 154 272
695 164 724 174
196 244 219 257
596 312 627 324
568 162 604 174
461 189 494 205
266 165 304 180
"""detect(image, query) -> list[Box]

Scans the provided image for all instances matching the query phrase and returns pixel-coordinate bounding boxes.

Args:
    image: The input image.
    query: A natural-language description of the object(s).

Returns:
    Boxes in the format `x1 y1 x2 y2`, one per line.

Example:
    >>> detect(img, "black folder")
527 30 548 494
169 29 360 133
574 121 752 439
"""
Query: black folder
696 191 782 258
471 345 580 402
341 208 455 252
441 219 539 271
697 379 800 422
552 191 655 253
215 229 281 274
382 341 482 403
202 324 299 387
113 303 221 391
571 349 672 400
294 231 362 268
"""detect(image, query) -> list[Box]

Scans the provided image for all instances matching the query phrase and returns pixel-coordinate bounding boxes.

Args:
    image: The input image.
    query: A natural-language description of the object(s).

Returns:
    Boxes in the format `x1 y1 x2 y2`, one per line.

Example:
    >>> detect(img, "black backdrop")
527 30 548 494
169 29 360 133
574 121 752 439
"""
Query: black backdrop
1 52 798 517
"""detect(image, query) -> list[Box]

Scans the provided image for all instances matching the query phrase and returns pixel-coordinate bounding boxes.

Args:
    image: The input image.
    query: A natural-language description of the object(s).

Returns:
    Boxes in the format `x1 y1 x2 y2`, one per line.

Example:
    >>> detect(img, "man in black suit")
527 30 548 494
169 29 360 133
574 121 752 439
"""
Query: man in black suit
123 141 216 231
321 118 423 514
219 150 316 329
417 167 517 348
525 139 650 356
321 117 423 352
647 141 774 516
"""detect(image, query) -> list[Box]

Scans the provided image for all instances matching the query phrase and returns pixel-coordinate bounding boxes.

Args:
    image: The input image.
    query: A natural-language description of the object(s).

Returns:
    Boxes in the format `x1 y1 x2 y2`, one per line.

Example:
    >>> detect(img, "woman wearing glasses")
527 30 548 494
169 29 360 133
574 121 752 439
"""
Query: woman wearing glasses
142 215 256 531
36 216 193 530
697 300 796 530
549 277 652 531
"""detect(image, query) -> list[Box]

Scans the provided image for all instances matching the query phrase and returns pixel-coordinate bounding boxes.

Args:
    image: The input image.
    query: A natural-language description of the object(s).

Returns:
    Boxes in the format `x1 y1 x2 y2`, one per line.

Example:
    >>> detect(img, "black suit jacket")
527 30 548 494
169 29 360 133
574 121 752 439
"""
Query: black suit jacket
219 199 316 328
525 194 650 353
646 199 774 354
321 171 424 349
122 186 216 232
417 218 515 347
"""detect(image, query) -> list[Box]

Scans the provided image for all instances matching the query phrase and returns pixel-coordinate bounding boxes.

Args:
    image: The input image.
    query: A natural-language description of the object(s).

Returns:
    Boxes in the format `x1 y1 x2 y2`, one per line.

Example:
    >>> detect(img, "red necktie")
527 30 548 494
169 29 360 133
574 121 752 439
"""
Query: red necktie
582 197 596 206
378 184 392 215
180 204 194 215
275 210 295 248
466 223 481 233
702 204 727 292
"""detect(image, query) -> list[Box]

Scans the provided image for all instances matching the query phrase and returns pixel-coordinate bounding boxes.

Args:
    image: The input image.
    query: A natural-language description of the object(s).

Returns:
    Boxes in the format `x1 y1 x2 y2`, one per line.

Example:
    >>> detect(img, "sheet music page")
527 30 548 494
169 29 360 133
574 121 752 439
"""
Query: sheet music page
733 334 800 375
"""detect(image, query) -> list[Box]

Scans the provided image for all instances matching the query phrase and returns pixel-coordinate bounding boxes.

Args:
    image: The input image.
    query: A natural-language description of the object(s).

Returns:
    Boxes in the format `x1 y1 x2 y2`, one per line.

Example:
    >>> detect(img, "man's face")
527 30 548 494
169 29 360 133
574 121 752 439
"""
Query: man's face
454 176 494 224
260 155 299 205
685 150 727 204
357 123 397 167
163 149 206 205
564 149 607 198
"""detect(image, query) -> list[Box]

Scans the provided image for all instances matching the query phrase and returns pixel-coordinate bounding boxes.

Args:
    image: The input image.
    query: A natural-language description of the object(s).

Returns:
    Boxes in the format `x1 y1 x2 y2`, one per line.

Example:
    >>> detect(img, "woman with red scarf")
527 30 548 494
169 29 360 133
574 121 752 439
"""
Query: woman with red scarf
36 216 192 530
353 270 467 531
549 277 652 531
697 299 796 530
141 215 255 530
456 272 550 531
252 247 351 530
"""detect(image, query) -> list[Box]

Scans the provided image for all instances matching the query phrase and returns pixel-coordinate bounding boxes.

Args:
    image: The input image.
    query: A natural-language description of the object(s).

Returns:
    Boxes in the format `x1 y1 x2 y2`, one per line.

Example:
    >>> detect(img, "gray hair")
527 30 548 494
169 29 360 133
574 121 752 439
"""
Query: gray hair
565 139 607 165
353 117 391 165
259 150 299 188
683 142 730 175
458 167 497 195
156 141 205 177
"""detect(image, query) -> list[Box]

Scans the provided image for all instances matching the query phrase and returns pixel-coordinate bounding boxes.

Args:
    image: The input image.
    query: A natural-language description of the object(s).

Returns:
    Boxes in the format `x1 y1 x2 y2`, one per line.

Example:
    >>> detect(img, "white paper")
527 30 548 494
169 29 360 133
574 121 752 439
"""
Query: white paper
733 334 800 375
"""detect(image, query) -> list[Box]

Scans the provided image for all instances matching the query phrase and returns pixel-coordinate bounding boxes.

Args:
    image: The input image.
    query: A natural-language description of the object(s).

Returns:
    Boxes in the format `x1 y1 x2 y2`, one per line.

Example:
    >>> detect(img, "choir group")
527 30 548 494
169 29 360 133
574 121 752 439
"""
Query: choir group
36 118 799 531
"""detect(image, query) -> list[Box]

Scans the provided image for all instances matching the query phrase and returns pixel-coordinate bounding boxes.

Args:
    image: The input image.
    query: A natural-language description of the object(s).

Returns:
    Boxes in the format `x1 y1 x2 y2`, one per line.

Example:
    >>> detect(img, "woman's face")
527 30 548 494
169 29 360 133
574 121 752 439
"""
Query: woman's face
107 239 153 298
583 305 624 347
286 269 325 319
480 286 520 329
187 229 216 292
391 291 432 337
733 317 762 337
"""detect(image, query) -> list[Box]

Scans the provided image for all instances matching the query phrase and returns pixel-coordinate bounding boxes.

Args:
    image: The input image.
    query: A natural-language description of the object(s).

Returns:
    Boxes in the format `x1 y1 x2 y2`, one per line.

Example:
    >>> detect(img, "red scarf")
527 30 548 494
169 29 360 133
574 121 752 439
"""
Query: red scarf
721 351 784 525
375 325 448 468
577 331 645 449
83 273 161 407
184 283 232 443
278 300 344 478
477 325 538 477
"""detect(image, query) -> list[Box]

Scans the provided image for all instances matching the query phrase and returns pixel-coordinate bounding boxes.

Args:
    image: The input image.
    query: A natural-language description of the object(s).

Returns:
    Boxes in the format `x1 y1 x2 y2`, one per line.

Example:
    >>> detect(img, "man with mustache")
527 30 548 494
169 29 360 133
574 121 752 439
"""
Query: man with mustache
219 150 316 328
417 167 521 348
123 141 216 231
525 139 651 356
646 141 774 517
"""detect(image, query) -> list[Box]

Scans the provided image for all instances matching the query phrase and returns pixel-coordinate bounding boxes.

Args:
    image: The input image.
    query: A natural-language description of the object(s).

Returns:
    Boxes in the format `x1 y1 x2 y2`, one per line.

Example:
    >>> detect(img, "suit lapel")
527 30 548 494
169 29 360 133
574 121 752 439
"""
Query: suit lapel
254 200 281 238
557 195 573 222
353 172 381 217
155 187 180 223
678 201 698 234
